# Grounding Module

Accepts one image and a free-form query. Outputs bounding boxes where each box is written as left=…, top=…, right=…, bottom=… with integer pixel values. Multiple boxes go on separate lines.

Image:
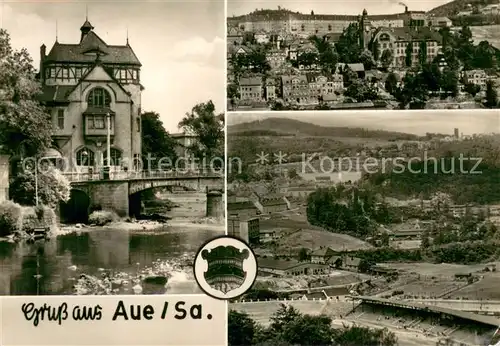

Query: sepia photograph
left=226, top=110, right=500, bottom=346
left=0, top=0, right=225, bottom=295
left=227, top=0, right=500, bottom=112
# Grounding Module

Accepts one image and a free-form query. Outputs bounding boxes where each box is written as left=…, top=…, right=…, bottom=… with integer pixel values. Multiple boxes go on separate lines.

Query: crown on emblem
left=201, top=245, right=250, bottom=286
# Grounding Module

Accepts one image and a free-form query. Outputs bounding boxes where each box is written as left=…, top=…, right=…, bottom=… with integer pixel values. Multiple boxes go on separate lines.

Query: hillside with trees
left=427, top=0, right=500, bottom=16
left=228, top=118, right=419, bottom=140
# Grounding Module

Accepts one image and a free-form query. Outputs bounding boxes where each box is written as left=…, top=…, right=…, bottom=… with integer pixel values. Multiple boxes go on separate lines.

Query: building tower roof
left=80, top=19, right=94, bottom=42
left=80, top=19, right=94, bottom=31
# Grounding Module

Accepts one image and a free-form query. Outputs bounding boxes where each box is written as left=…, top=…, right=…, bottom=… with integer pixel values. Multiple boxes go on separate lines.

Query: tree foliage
left=336, top=23, right=362, bottom=64
left=228, top=305, right=398, bottom=346
left=0, top=29, right=53, bottom=157
left=9, top=165, right=70, bottom=208
left=178, top=100, right=224, bottom=168
left=141, top=111, right=178, bottom=169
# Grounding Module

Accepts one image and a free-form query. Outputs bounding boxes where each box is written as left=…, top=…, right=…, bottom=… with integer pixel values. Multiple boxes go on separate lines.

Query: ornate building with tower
left=38, top=19, right=143, bottom=173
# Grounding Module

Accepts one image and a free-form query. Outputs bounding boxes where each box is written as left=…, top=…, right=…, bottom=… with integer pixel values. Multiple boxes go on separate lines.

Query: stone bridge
left=61, top=170, right=224, bottom=220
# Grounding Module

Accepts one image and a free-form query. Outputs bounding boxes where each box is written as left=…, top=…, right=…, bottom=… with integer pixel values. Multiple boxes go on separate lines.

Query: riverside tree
left=9, top=166, right=70, bottom=209
left=141, top=111, right=178, bottom=170
left=178, top=100, right=224, bottom=169
left=0, top=29, right=53, bottom=157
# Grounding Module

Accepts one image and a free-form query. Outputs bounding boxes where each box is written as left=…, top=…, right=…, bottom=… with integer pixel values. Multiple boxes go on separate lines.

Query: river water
left=0, top=225, right=223, bottom=295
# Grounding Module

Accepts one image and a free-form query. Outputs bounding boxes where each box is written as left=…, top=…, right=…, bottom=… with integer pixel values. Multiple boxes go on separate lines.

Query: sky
left=227, top=110, right=500, bottom=136
left=228, top=0, right=454, bottom=16
left=0, top=0, right=225, bottom=133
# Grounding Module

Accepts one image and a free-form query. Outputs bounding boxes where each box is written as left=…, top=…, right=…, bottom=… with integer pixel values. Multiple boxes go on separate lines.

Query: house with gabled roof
left=311, top=247, right=336, bottom=264
left=38, top=19, right=142, bottom=173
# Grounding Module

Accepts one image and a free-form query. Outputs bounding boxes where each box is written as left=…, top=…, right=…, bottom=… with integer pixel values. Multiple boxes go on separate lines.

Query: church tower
left=359, top=9, right=370, bottom=50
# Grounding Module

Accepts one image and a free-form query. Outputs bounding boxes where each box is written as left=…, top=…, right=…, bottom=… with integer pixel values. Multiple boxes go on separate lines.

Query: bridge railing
left=62, top=169, right=224, bottom=183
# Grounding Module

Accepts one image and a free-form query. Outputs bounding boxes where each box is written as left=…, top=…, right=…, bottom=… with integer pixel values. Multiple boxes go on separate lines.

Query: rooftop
left=45, top=22, right=141, bottom=66
left=356, top=296, right=500, bottom=327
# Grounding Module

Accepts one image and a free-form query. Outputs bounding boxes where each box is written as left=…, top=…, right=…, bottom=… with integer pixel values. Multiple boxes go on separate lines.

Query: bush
left=9, top=166, right=70, bottom=209
left=88, top=210, right=118, bottom=226
left=0, top=200, right=58, bottom=236
left=0, top=201, right=22, bottom=236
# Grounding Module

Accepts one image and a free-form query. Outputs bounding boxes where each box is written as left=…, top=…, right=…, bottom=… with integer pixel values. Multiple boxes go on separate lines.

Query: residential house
left=286, top=186, right=316, bottom=199
left=259, top=229, right=277, bottom=243
left=227, top=26, right=244, bottom=45
left=265, top=78, right=277, bottom=100
left=428, top=17, right=452, bottom=27
left=258, top=196, right=288, bottom=214
left=343, top=256, right=361, bottom=271
left=239, top=76, right=264, bottom=103
left=368, top=27, right=443, bottom=68
left=311, top=247, right=336, bottom=264
left=281, top=75, right=310, bottom=105
left=286, top=42, right=301, bottom=60
left=171, top=132, right=198, bottom=167
left=336, top=63, right=365, bottom=79
left=266, top=49, right=287, bottom=70
left=255, top=30, right=270, bottom=44
left=229, top=45, right=252, bottom=59
left=306, top=73, right=343, bottom=103
left=463, top=69, right=488, bottom=90
left=227, top=200, right=260, bottom=219
left=327, top=255, right=343, bottom=268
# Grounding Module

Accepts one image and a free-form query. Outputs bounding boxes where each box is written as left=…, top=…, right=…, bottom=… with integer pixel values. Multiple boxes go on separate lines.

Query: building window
left=103, top=148, right=122, bottom=166
left=136, top=117, right=141, bottom=132
left=61, top=68, right=69, bottom=79
left=57, top=109, right=64, bottom=130
left=132, top=70, right=138, bottom=80
left=120, top=70, right=126, bottom=80
left=50, top=68, right=55, bottom=78
left=75, top=68, right=82, bottom=78
left=76, top=147, right=95, bottom=166
left=87, top=87, right=111, bottom=108
left=87, top=115, right=106, bottom=129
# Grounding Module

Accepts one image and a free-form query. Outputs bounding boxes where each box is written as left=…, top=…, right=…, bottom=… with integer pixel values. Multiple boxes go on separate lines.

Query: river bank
left=0, top=218, right=222, bottom=295
left=57, top=216, right=224, bottom=235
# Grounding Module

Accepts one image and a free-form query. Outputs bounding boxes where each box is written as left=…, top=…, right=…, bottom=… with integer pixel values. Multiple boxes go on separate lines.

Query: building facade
left=39, top=20, right=142, bottom=173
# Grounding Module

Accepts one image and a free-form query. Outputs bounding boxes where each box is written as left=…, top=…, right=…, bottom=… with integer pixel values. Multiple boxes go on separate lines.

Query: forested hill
left=428, top=0, right=499, bottom=16
left=228, top=118, right=419, bottom=140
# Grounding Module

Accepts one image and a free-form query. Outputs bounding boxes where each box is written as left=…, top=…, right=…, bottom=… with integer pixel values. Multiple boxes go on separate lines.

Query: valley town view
left=227, top=113, right=500, bottom=346
left=227, top=0, right=500, bottom=111
left=0, top=19, right=225, bottom=296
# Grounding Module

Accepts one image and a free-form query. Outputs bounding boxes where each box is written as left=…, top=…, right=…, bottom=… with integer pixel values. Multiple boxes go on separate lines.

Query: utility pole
left=34, top=156, right=39, bottom=206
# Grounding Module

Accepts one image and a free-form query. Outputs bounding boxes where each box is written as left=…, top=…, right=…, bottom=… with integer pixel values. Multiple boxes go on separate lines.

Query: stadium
left=231, top=295, right=500, bottom=346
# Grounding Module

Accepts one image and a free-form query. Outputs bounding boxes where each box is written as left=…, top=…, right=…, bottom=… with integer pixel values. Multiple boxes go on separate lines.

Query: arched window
left=103, top=148, right=122, bottom=166
left=87, top=87, right=111, bottom=108
left=76, top=147, right=95, bottom=166
left=379, top=33, right=391, bottom=42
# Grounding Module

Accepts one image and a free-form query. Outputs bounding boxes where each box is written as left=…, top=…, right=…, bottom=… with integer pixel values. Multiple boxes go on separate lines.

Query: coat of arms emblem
left=201, top=245, right=250, bottom=294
